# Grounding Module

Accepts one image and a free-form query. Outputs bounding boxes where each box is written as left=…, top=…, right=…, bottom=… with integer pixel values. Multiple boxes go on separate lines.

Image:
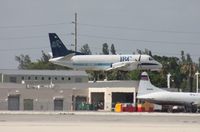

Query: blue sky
left=0, top=0, right=200, bottom=68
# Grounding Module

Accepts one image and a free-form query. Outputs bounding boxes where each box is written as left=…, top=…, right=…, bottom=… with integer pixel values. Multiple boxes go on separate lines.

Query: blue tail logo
left=49, top=33, right=84, bottom=58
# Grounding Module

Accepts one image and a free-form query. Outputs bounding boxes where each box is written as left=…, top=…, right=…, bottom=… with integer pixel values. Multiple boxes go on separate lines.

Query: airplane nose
left=154, top=62, right=162, bottom=71
left=150, top=61, right=162, bottom=71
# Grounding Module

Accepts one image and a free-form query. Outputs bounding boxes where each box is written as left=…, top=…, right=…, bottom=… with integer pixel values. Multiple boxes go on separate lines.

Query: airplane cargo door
left=54, top=99, right=63, bottom=111
left=8, top=95, right=20, bottom=110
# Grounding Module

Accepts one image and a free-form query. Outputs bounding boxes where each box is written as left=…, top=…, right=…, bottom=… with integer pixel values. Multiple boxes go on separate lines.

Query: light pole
left=195, top=71, right=199, bottom=93
left=72, top=13, right=77, bottom=52
left=167, top=73, right=171, bottom=89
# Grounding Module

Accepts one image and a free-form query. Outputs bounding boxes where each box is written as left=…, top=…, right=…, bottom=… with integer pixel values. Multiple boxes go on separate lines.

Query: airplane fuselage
left=50, top=54, right=162, bottom=71
left=137, top=72, right=200, bottom=111
left=138, top=91, right=200, bottom=106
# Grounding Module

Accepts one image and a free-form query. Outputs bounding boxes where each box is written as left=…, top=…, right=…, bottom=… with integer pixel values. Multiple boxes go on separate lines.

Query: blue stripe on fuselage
left=73, top=63, right=111, bottom=67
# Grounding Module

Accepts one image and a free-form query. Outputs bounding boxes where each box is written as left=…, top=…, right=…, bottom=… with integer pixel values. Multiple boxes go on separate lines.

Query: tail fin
left=137, top=72, right=166, bottom=97
left=49, top=33, right=84, bottom=58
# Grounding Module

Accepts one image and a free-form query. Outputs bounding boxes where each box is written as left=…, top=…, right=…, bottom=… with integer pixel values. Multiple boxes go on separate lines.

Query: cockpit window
left=149, top=57, right=153, bottom=61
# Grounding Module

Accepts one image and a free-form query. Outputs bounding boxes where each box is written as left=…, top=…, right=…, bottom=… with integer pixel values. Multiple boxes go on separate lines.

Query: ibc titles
left=120, top=56, right=132, bottom=62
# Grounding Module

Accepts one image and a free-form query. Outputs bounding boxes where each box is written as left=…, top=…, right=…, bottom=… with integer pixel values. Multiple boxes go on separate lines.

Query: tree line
left=15, top=43, right=200, bottom=92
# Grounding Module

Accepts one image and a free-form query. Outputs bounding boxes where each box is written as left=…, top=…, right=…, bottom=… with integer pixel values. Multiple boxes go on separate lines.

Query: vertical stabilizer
left=137, top=72, right=166, bottom=97
left=49, top=33, right=69, bottom=58
left=49, top=33, right=84, bottom=58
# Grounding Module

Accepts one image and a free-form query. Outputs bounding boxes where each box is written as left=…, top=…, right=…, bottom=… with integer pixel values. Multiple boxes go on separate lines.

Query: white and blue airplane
left=48, top=33, right=162, bottom=71
left=137, top=72, right=200, bottom=112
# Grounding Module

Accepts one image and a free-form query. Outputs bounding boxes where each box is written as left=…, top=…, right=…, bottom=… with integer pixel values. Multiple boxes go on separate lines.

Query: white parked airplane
left=48, top=33, right=162, bottom=71
left=137, top=72, right=200, bottom=112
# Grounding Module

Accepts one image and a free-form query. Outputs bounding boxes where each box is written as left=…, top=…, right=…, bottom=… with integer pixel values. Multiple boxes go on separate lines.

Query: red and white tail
left=137, top=72, right=166, bottom=97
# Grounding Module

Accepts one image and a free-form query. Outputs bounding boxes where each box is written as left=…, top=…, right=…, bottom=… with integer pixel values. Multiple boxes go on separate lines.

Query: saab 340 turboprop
left=49, top=33, right=162, bottom=71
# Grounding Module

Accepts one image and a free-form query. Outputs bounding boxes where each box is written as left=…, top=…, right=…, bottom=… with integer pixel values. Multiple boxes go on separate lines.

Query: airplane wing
left=106, top=61, right=138, bottom=71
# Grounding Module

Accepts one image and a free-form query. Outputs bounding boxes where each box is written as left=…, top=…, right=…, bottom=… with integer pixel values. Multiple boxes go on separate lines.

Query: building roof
left=88, top=81, right=139, bottom=88
left=57, top=80, right=139, bottom=89
left=0, top=80, right=139, bottom=89
left=0, top=69, right=88, bottom=76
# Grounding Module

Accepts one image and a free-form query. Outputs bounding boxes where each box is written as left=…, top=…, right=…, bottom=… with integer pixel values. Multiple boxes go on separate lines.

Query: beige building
left=0, top=70, right=138, bottom=111
left=0, top=81, right=138, bottom=111
left=88, top=81, right=138, bottom=111
left=0, top=83, right=88, bottom=111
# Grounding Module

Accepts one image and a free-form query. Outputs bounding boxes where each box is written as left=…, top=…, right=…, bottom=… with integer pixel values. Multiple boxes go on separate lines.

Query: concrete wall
left=0, top=85, right=88, bottom=111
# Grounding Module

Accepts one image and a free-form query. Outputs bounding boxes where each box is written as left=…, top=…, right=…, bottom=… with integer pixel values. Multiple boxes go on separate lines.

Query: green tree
left=137, top=49, right=142, bottom=54
left=144, top=49, right=152, bottom=56
left=15, top=54, right=31, bottom=69
left=110, top=44, right=116, bottom=55
left=198, top=57, right=200, bottom=70
left=180, top=53, right=197, bottom=92
left=15, top=51, right=68, bottom=70
left=181, top=50, right=186, bottom=63
left=102, top=43, right=109, bottom=55
left=129, top=70, right=140, bottom=80
left=39, top=50, right=51, bottom=63
left=147, top=55, right=181, bottom=88
left=80, top=44, right=92, bottom=55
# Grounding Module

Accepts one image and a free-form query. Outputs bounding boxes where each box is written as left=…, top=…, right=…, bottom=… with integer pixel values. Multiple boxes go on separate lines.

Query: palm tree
left=180, top=54, right=197, bottom=92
